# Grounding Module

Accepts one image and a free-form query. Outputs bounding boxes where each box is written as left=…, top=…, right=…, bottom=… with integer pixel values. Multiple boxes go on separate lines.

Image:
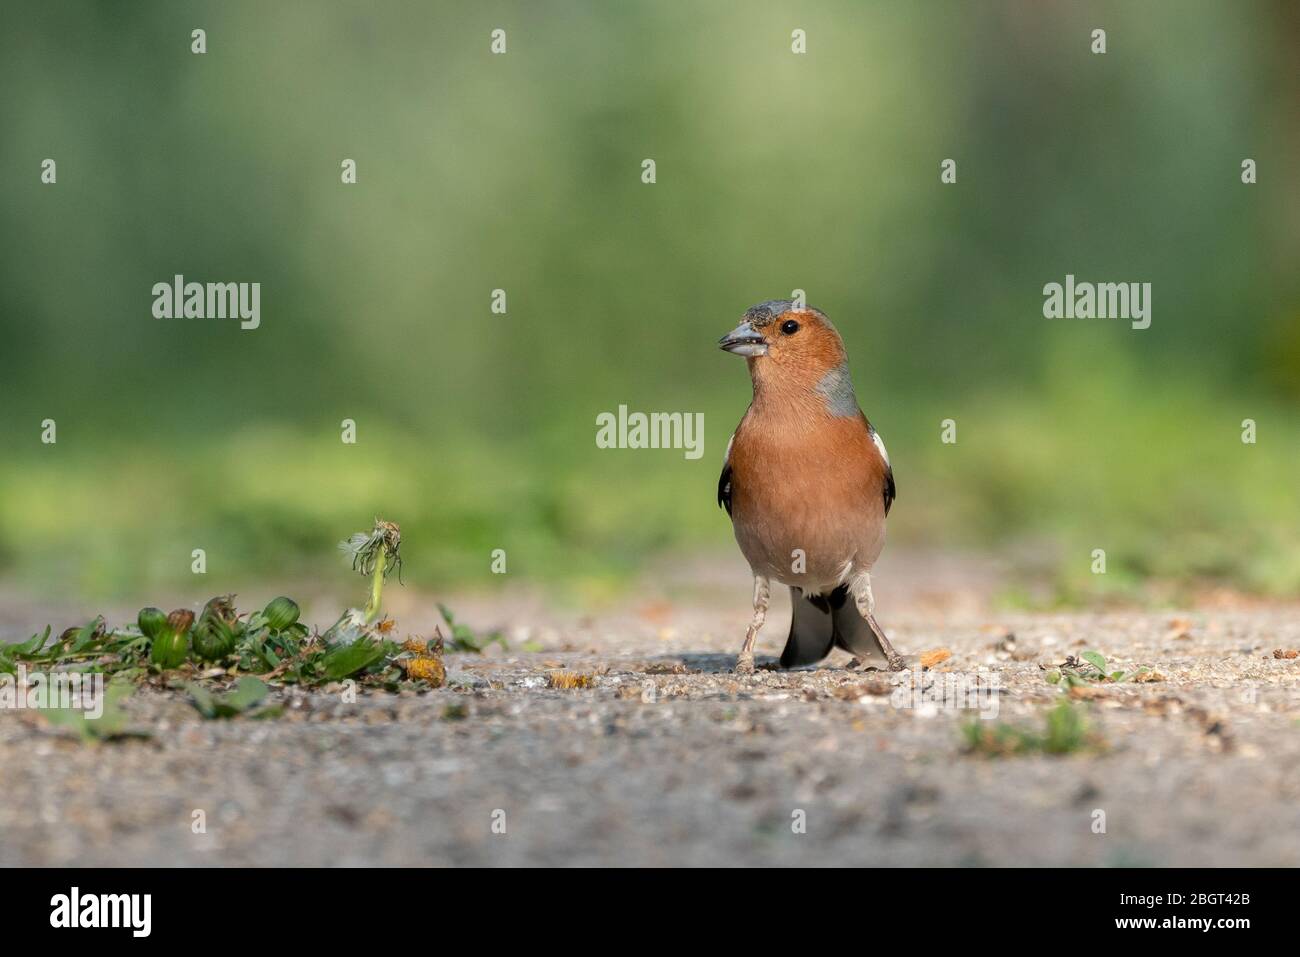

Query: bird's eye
left=781, top=319, right=800, bottom=335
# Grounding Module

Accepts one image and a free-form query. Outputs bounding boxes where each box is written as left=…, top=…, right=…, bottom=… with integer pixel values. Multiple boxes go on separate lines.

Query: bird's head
left=719, top=300, right=854, bottom=407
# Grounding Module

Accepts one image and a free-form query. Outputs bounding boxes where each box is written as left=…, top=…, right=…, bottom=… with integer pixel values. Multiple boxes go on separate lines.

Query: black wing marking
left=718, top=434, right=734, bottom=515
left=867, top=420, right=895, bottom=516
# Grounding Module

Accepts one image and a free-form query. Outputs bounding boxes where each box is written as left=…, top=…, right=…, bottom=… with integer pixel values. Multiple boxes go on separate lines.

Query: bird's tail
left=780, top=587, right=836, bottom=667
left=780, top=585, right=891, bottom=669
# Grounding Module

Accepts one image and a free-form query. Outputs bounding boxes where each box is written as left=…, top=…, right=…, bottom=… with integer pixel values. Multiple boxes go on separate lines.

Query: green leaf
left=27, top=625, right=54, bottom=654
left=187, top=683, right=218, bottom=719
left=42, top=678, right=138, bottom=742
left=186, top=677, right=271, bottom=719
left=2, top=625, right=53, bottom=664
left=1042, top=700, right=1087, bottom=754
left=225, top=676, right=269, bottom=711
left=68, top=617, right=104, bottom=653
left=320, top=636, right=387, bottom=681
left=437, top=603, right=507, bottom=653
left=1081, top=651, right=1107, bottom=675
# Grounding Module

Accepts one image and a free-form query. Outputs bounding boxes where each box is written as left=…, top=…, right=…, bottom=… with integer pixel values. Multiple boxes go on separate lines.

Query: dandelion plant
left=339, top=519, right=402, bottom=624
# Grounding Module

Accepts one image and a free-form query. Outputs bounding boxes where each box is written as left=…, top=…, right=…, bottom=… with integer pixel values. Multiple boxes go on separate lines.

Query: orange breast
left=728, top=410, right=889, bottom=585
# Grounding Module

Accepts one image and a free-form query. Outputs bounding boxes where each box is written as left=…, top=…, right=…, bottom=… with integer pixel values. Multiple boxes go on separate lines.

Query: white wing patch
left=870, top=428, right=890, bottom=466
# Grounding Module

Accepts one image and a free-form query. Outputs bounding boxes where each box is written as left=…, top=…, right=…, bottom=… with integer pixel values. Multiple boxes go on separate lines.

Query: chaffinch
left=718, top=300, right=902, bottom=674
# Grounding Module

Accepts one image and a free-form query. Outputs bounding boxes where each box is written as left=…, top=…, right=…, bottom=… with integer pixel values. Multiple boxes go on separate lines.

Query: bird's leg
left=735, top=575, right=770, bottom=675
left=851, top=572, right=905, bottom=671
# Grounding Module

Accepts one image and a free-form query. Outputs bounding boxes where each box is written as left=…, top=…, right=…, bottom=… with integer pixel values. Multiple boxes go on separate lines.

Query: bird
left=717, top=299, right=902, bottom=674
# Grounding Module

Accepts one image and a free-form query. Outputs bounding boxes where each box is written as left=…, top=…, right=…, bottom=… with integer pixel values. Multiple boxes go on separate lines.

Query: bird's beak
left=718, top=321, right=768, bottom=357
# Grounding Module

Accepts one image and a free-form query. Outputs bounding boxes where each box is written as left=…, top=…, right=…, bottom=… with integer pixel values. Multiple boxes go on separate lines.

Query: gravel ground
left=3, top=557, right=1299, bottom=867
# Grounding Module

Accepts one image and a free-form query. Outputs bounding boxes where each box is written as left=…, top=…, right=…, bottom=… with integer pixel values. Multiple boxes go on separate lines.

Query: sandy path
left=2, top=556, right=1298, bottom=866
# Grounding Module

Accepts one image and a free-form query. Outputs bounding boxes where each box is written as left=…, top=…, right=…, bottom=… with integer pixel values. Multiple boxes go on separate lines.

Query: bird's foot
left=734, top=651, right=756, bottom=675
left=846, top=653, right=909, bottom=672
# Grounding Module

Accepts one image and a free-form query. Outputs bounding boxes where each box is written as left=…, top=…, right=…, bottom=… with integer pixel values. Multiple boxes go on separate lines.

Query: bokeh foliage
left=1, top=1, right=1296, bottom=602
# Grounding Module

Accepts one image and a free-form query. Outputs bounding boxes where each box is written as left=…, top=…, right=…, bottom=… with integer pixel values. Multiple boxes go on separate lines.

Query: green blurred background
left=1, top=1, right=1296, bottom=607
